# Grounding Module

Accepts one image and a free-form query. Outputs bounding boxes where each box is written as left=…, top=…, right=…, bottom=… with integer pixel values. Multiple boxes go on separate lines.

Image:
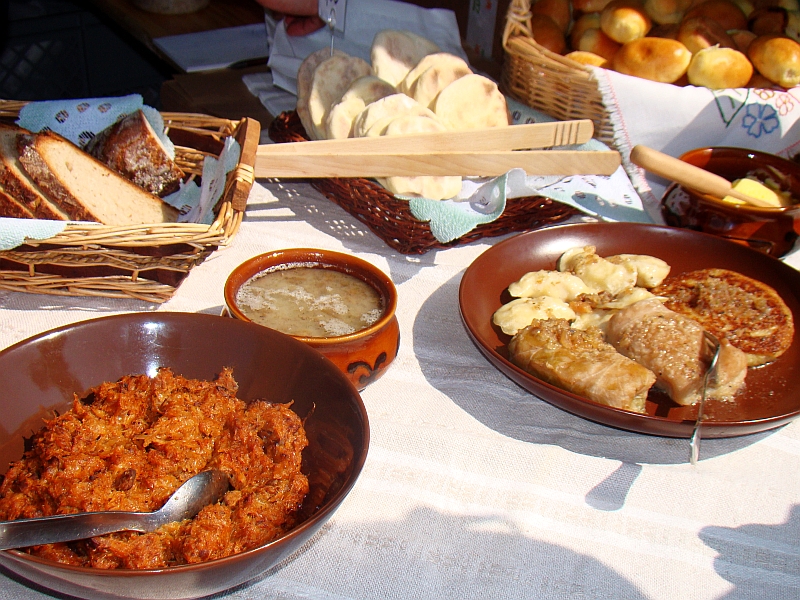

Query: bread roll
left=570, top=12, right=602, bottom=49
left=677, top=16, right=737, bottom=53
left=687, top=46, right=754, bottom=87
left=600, top=0, right=653, bottom=44
left=747, top=70, right=782, bottom=88
left=573, top=0, right=613, bottom=11
left=612, top=37, right=692, bottom=82
left=566, top=50, right=612, bottom=67
left=530, top=14, right=568, bottom=54
left=748, top=7, right=789, bottom=36
left=576, top=28, right=622, bottom=61
left=730, top=29, right=758, bottom=54
left=643, top=0, right=691, bottom=24
left=748, top=33, right=800, bottom=87
left=684, top=0, right=747, bottom=31
left=432, top=74, right=510, bottom=130
left=531, top=0, right=573, bottom=33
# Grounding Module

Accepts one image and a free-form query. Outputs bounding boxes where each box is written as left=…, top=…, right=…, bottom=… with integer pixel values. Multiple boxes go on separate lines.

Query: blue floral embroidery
left=742, top=103, right=780, bottom=138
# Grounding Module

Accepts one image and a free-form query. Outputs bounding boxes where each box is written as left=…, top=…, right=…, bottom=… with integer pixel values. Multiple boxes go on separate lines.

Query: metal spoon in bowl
left=0, top=469, right=229, bottom=551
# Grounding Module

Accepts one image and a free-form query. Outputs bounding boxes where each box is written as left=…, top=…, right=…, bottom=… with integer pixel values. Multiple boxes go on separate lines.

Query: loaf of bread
left=85, top=109, right=184, bottom=197
left=16, top=129, right=179, bottom=225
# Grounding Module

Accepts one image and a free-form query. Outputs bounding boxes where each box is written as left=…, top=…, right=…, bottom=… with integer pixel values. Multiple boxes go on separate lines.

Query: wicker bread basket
left=502, top=0, right=618, bottom=151
left=268, top=110, right=579, bottom=254
left=0, top=101, right=259, bottom=303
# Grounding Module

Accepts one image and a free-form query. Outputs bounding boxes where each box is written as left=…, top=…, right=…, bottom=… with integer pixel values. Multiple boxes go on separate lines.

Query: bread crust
left=85, top=110, right=184, bottom=197
left=0, top=186, right=35, bottom=218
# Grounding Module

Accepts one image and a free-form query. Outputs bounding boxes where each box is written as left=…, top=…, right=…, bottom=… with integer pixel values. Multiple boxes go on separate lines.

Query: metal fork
left=690, top=331, right=722, bottom=465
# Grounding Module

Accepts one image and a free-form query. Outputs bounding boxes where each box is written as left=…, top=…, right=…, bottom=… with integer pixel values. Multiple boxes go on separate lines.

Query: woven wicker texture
left=502, top=0, right=617, bottom=150
left=268, top=110, right=579, bottom=255
left=0, top=100, right=260, bottom=302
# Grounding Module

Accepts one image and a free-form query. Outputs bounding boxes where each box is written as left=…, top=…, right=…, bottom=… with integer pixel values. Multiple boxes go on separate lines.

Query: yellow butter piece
left=722, top=177, right=789, bottom=207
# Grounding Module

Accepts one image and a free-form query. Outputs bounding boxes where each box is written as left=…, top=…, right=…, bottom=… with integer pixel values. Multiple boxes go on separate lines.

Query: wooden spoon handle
left=630, top=145, right=775, bottom=208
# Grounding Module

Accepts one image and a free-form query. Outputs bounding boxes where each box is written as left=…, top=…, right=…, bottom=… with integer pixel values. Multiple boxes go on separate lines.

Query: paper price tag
left=318, top=0, right=347, bottom=33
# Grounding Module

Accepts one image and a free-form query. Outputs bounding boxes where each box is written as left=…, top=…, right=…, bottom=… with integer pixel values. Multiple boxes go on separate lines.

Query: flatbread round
left=371, top=29, right=441, bottom=87
left=400, top=52, right=472, bottom=108
left=296, top=48, right=346, bottom=140
left=307, top=54, right=373, bottom=141
left=353, top=93, right=432, bottom=138
left=377, top=114, right=462, bottom=201
left=325, top=76, right=396, bottom=139
left=433, top=74, right=510, bottom=130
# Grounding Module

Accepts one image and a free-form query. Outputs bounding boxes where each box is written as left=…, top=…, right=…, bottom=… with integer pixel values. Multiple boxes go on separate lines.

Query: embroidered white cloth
left=0, top=181, right=799, bottom=600
left=593, top=68, right=800, bottom=222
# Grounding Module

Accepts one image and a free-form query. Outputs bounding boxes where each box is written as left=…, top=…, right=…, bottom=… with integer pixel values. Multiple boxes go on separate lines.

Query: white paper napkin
left=153, top=23, right=270, bottom=73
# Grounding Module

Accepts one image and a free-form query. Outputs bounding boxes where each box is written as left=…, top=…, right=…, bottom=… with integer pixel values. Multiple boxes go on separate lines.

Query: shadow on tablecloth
left=699, top=504, right=800, bottom=599
left=214, top=507, right=652, bottom=600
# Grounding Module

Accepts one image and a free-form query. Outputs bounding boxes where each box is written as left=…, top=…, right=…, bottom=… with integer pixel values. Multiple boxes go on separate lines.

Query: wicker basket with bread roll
left=270, top=28, right=579, bottom=254
left=502, top=0, right=800, bottom=151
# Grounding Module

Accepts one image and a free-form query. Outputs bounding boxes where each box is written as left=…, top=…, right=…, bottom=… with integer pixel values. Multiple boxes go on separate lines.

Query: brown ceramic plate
left=459, top=222, right=800, bottom=438
left=0, top=312, right=369, bottom=599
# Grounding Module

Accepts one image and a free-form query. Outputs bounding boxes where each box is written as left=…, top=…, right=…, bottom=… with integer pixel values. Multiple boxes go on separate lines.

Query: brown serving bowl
left=224, top=249, right=399, bottom=391
left=0, top=312, right=369, bottom=599
left=661, top=146, right=800, bottom=257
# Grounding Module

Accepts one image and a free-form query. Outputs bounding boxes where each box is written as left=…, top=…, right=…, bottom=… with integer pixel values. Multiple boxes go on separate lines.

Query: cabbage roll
left=508, top=319, right=656, bottom=413
left=606, top=298, right=747, bottom=405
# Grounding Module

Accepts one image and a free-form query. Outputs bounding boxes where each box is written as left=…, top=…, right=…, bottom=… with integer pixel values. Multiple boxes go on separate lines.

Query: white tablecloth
left=1, top=181, right=799, bottom=600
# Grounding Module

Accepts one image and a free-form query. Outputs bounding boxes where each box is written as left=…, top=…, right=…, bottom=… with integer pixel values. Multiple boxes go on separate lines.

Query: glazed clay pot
left=225, top=249, right=399, bottom=390
left=661, top=146, right=800, bottom=257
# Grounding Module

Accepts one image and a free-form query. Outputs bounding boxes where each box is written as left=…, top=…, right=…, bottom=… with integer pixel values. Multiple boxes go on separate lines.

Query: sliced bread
left=85, top=109, right=184, bottom=197
left=17, top=130, right=179, bottom=225
left=0, top=124, right=70, bottom=221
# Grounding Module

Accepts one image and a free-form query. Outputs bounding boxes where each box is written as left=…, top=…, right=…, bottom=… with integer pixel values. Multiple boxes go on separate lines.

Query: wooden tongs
left=254, top=120, right=621, bottom=178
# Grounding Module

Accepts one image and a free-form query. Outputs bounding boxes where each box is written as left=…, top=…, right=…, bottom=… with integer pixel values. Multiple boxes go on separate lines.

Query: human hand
left=256, top=0, right=326, bottom=35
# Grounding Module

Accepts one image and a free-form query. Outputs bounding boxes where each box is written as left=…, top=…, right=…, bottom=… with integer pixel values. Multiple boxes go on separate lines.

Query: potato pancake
left=653, top=268, right=794, bottom=366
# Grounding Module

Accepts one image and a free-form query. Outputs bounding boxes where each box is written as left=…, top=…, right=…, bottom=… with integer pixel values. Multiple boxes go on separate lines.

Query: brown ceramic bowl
left=459, top=222, right=800, bottom=438
left=224, top=249, right=399, bottom=390
left=0, top=312, right=369, bottom=599
left=661, top=146, right=800, bottom=257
